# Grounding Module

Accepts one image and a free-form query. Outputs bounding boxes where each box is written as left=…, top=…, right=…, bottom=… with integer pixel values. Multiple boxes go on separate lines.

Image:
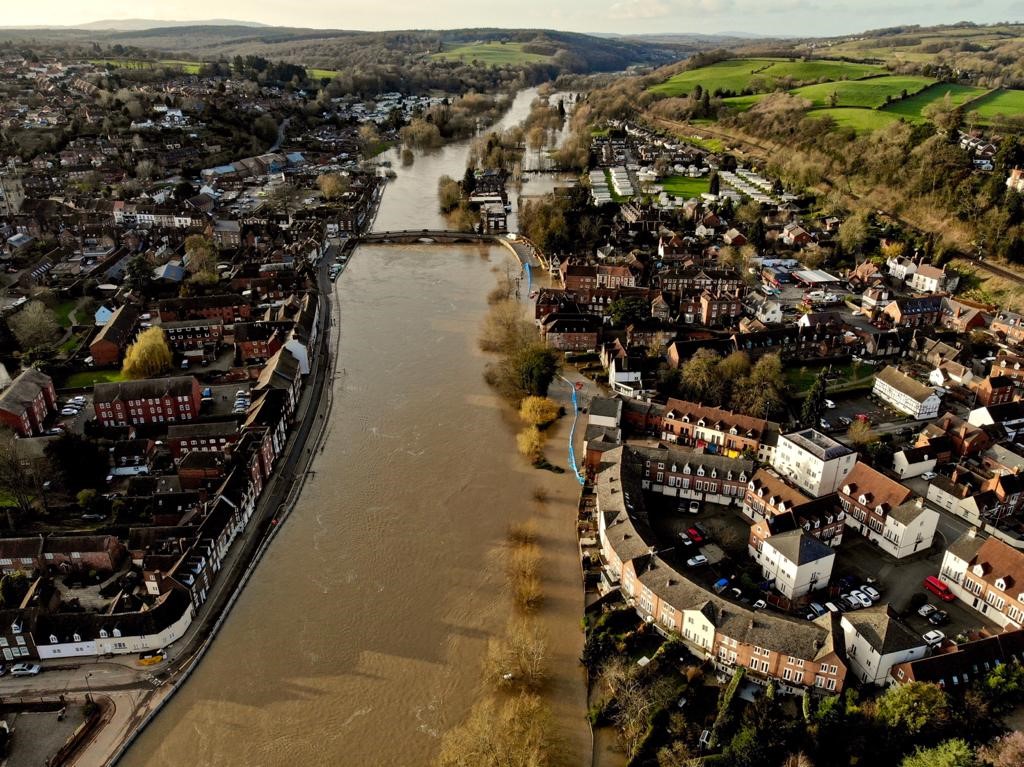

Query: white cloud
left=608, top=0, right=674, bottom=20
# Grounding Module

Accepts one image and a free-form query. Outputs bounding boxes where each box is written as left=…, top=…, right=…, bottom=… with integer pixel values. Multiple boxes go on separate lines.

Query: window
left=986, top=592, right=1006, bottom=611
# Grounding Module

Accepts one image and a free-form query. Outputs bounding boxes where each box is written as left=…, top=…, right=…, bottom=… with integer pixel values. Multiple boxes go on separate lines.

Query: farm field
left=649, top=57, right=884, bottom=97
left=91, top=58, right=203, bottom=74
left=432, top=41, right=553, bottom=65
left=307, top=68, right=340, bottom=80
left=721, top=94, right=765, bottom=112
left=880, top=83, right=990, bottom=120
left=965, top=89, right=1024, bottom=123
left=808, top=108, right=905, bottom=133
left=790, top=75, right=934, bottom=108
left=658, top=175, right=710, bottom=198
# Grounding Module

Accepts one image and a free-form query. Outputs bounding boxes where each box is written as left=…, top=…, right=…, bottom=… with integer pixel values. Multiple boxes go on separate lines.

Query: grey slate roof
left=843, top=605, right=924, bottom=655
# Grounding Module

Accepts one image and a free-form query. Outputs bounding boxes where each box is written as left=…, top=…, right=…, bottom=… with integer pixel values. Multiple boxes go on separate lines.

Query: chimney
left=967, top=526, right=977, bottom=539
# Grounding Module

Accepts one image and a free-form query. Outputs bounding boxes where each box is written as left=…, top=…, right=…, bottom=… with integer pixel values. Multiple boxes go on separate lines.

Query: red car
left=687, top=527, right=704, bottom=544
left=854, top=413, right=871, bottom=424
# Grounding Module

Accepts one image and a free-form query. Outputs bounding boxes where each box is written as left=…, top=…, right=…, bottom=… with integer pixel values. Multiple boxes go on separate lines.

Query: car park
left=10, top=663, right=41, bottom=676
left=686, top=554, right=708, bottom=568
left=928, top=610, right=950, bottom=626
left=922, top=630, right=945, bottom=647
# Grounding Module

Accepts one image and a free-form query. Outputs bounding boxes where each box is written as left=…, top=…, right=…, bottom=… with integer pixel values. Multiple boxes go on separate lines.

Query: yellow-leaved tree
left=122, top=327, right=172, bottom=380
left=519, top=396, right=560, bottom=428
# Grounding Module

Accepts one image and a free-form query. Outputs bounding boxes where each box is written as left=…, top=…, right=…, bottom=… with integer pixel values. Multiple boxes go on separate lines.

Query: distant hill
left=72, top=19, right=269, bottom=31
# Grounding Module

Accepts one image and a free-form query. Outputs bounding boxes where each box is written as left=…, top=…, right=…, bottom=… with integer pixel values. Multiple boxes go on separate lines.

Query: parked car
left=838, top=416, right=852, bottom=427
left=837, top=575, right=859, bottom=591
left=923, top=575, right=956, bottom=602
left=686, top=554, right=708, bottom=568
left=841, top=594, right=861, bottom=611
left=808, top=602, right=827, bottom=617
left=60, top=407, right=78, bottom=416
left=922, top=630, right=945, bottom=647
left=861, top=585, right=881, bottom=602
left=753, top=599, right=767, bottom=609
left=928, top=610, right=950, bottom=626
left=824, top=399, right=836, bottom=409
left=687, top=527, right=704, bottom=545
left=918, top=603, right=937, bottom=618
left=678, top=532, right=693, bottom=547
left=921, top=471, right=937, bottom=481
left=824, top=601, right=842, bottom=614
left=819, top=418, right=831, bottom=430
left=850, top=590, right=873, bottom=608
left=10, top=663, right=41, bottom=676
left=687, top=500, right=700, bottom=515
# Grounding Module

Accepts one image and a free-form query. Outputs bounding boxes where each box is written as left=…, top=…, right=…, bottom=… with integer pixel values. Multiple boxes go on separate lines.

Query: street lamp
left=84, top=672, right=92, bottom=704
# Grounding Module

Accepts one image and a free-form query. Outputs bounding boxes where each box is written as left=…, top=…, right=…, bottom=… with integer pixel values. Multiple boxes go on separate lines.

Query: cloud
left=608, top=0, right=674, bottom=19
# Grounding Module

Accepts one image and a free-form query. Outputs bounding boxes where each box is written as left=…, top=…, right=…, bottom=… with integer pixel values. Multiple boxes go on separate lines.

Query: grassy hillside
left=966, top=89, right=1024, bottom=124
left=880, top=83, right=990, bottom=120
left=808, top=108, right=905, bottom=133
left=650, top=57, right=884, bottom=97
left=433, top=41, right=554, bottom=65
left=790, top=75, right=934, bottom=108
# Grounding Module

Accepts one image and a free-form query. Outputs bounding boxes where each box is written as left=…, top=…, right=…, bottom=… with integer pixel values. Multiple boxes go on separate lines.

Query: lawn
left=649, top=57, right=884, bottom=97
left=791, top=75, right=935, bottom=108
left=432, top=42, right=553, bottom=66
left=880, top=83, right=990, bottom=120
left=808, top=108, right=906, bottom=133
left=54, top=298, right=79, bottom=328
left=659, top=175, right=710, bottom=199
left=964, top=89, right=1024, bottom=123
left=62, top=369, right=125, bottom=388
left=787, top=361, right=874, bottom=394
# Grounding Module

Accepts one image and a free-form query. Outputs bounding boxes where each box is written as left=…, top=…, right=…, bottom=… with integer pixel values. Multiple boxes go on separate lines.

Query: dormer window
left=711, top=469, right=718, bottom=478
left=697, top=418, right=705, bottom=428
left=11, top=621, right=20, bottom=634
left=50, top=634, right=58, bottom=644
left=671, top=464, right=678, bottom=473
left=730, top=426, right=738, bottom=435
left=748, top=480, right=756, bottom=490
left=739, top=473, right=747, bottom=482
left=843, top=484, right=853, bottom=495
left=73, top=633, right=81, bottom=642
left=858, top=494, right=869, bottom=505
left=99, top=628, right=108, bottom=639
left=681, top=414, right=690, bottom=423
left=996, top=577, right=1010, bottom=592
left=697, top=466, right=705, bottom=477
left=972, top=564, right=987, bottom=577
left=113, top=628, right=122, bottom=638
left=683, top=464, right=691, bottom=474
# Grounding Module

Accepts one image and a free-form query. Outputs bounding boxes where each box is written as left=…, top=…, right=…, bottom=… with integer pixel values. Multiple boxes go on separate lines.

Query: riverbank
left=65, top=257, right=339, bottom=767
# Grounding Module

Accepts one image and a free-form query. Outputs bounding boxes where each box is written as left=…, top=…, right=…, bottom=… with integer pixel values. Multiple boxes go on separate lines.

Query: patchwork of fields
left=649, top=56, right=1024, bottom=133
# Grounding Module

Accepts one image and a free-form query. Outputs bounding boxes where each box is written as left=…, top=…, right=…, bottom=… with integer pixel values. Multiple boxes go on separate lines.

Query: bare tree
left=9, top=302, right=58, bottom=351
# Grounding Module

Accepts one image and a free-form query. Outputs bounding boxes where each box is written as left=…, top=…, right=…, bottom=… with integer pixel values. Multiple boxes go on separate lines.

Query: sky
left=4, top=0, right=1024, bottom=37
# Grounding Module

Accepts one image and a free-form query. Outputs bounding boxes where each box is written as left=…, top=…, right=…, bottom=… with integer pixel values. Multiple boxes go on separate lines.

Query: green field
left=659, top=175, right=710, bottom=198
left=964, top=89, right=1024, bottom=122
left=307, top=68, right=340, bottom=80
left=880, top=83, right=990, bottom=120
left=649, top=58, right=884, bottom=97
left=721, top=94, right=766, bottom=112
left=432, top=42, right=554, bottom=66
left=791, top=75, right=934, bottom=108
left=808, top=108, right=906, bottom=133
left=91, top=58, right=203, bottom=74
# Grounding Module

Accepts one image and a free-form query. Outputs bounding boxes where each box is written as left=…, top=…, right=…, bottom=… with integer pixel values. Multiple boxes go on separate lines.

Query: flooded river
left=122, top=88, right=589, bottom=766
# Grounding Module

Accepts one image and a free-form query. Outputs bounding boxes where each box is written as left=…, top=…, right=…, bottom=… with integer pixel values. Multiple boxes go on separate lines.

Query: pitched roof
left=963, top=536, right=1024, bottom=595
left=843, top=604, right=924, bottom=655
left=94, top=376, right=196, bottom=405
left=840, top=462, right=913, bottom=513
left=0, top=368, right=52, bottom=412
left=91, top=304, right=140, bottom=349
left=765, top=529, right=834, bottom=565
left=876, top=366, right=938, bottom=404
left=893, top=629, right=1024, bottom=685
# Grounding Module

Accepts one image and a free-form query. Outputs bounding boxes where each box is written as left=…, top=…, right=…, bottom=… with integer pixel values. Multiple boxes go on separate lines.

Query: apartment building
left=771, top=429, right=856, bottom=496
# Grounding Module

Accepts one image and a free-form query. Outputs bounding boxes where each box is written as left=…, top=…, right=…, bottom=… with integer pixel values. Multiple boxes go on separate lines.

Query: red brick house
left=559, top=261, right=597, bottom=291
left=976, top=375, right=1015, bottom=407
left=541, top=313, right=601, bottom=351
left=0, top=368, right=57, bottom=436
left=94, top=376, right=202, bottom=427
left=161, top=319, right=224, bottom=352
left=166, top=421, right=241, bottom=459
left=233, top=321, right=292, bottom=365
left=700, top=289, right=743, bottom=327
left=89, top=304, right=140, bottom=366
left=991, top=309, right=1024, bottom=347
left=157, top=294, right=251, bottom=323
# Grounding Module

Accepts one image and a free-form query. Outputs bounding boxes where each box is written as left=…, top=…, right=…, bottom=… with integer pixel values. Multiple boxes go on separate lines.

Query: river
left=122, top=87, right=590, bottom=766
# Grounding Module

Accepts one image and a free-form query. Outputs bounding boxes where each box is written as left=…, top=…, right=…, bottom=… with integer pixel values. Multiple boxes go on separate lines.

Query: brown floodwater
left=121, top=87, right=589, bottom=767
